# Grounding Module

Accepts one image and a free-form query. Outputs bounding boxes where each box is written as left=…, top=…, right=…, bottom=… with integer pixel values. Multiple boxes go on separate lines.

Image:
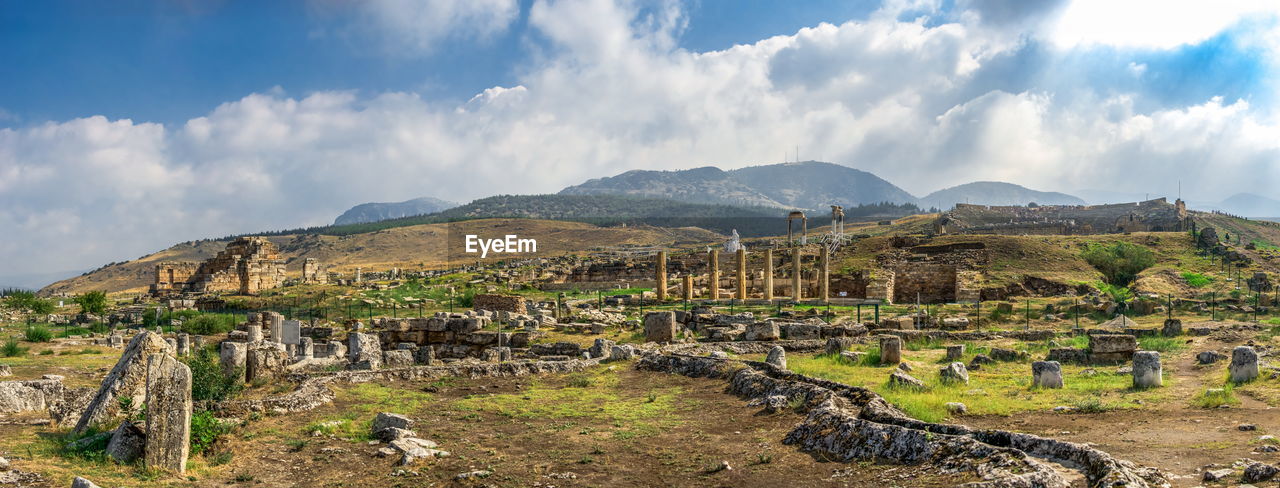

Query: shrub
left=73, top=291, right=109, bottom=315
left=1138, top=336, right=1184, bottom=353
left=189, top=409, right=232, bottom=455
left=183, top=346, right=243, bottom=403
left=1072, top=397, right=1113, bottom=413
left=24, top=325, right=53, bottom=343
left=1082, top=242, right=1155, bottom=287
left=2, top=339, right=25, bottom=357
left=180, top=314, right=236, bottom=336
left=3, top=290, right=54, bottom=315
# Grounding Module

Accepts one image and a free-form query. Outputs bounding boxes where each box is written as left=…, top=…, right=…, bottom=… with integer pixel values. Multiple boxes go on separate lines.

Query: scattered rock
left=939, top=362, right=969, bottom=385
left=455, top=470, right=492, bottom=481
left=71, top=477, right=102, bottom=488
left=1203, top=468, right=1233, bottom=482
left=1240, top=424, right=1259, bottom=431
left=1244, top=462, right=1279, bottom=483
left=945, top=402, right=967, bottom=415
left=888, top=370, right=926, bottom=390
left=765, top=346, right=787, bottom=370
left=1198, top=351, right=1226, bottom=364
left=372, top=413, right=414, bottom=440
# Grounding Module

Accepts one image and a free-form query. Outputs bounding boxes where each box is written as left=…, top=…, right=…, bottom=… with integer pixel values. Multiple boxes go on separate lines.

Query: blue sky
left=1, top=0, right=1279, bottom=287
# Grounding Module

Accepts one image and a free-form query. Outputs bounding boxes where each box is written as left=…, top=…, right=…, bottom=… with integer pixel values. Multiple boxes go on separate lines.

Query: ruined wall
left=161, top=237, right=287, bottom=296
left=151, top=262, right=199, bottom=295
left=301, top=258, right=327, bottom=284
left=891, top=264, right=957, bottom=304
left=935, top=198, right=1188, bottom=235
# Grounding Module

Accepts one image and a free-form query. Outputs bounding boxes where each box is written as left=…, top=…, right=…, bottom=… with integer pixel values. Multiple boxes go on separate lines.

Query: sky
left=2, top=0, right=1280, bottom=287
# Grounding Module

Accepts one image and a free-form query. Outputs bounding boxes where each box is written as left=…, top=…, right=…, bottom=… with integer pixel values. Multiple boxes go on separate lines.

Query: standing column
left=709, top=250, right=720, bottom=300
left=820, top=245, right=830, bottom=303
left=736, top=249, right=747, bottom=300
left=655, top=251, right=668, bottom=301
left=682, top=275, right=693, bottom=301
left=764, top=249, right=774, bottom=301
left=792, top=246, right=803, bottom=301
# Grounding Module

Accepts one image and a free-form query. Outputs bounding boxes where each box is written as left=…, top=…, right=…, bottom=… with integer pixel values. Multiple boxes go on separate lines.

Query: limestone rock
left=608, top=344, right=637, bottom=361
left=765, top=346, right=787, bottom=370
left=143, top=353, right=191, bottom=474
left=105, top=420, right=145, bottom=464
left=1161, top=319, right=1182, bottom=337
left=939, top=362, right=969, bottom=385
left=839, top=351, right=866, bottom=363
left=74, top=331, right=169, bottom=433
left=1232, top=346, right=1260, bottom=383
left=743, top=322, right=780, bottom=341
left=219, top=342, right=247, bottom=384
left=1202, top=468, right=1233, bottom=482
left=879, top=336, right=902, bottom=365
left=588, top=339, right=616, bottom=359
left=643, top=312, right=677, bottom=343
left=0, top=377, right=65, bottom=414
left=1032, top=361, right=1064, bottom=389
left=382, top=350, right=413, bottom=368
left=989, top=348, right=1026, bottom=362
left=71, top=477, right=103, bottom=488
left=1197, top=350, right=1226, bottom=364
left=945, top=402, right=967, bottom=415
left=246, top=343, right=288, bottom=383
left=348, top=333, right=382, bottom=370
left=888, top=370, right=926, bottom=390
left=373, top=412, right=414, bottom=439
left=825, top=337, right=854, bottom=355
left=945, top=345, right=965, bottom=361
left=709, top=351, right=729, bottom=359
left=1131, top=351, right=1162, bottom=388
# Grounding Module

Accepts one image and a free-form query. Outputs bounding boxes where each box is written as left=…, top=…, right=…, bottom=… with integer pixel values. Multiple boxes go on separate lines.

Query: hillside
left=334, top=197, right=458, bottom=225
left=919, top=181, right=1085, bottom=211
left=41, top=219, right=726, bottom=295
left=559, top=161, right=916, bottom=210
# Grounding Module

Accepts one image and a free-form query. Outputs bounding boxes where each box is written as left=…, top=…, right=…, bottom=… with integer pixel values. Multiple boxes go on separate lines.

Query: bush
left=73, top=291, right=109, bottom=315
left=2, top=338, right=25, bottom=357
left=1181, top=272, right=1213, bottom=288
left=3, top=291, right=55, bottom=315
left=24, top=325, right=53, bottom=343
left=1082, top=242, right=1155, bottom=287
left=180, top=314, right=236, bottom=336
left=183, top=346, right=243, bottom=403
left=189, top=409, right=232, bottom=455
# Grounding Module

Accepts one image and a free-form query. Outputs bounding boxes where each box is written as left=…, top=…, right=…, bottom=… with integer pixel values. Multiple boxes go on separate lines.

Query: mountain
left=920, top=182, right=1086, bottom=211
left=1218, top=193, right=1280, bottom=218
left=334, top=197, right=459, bottom=225
left=558, top=166, right=786, bottom=208
left=559, top=161, right=916, bottom=210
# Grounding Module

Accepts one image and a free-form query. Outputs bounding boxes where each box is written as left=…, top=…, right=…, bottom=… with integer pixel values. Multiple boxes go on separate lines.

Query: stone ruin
left=151, top=236, right=286, bottom=296
left=301, top=257, right=327, bottom=284
left=933, top=198, right=1189, bottom=235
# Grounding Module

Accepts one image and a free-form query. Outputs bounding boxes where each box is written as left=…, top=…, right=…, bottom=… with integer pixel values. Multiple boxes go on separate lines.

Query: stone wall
left=155, top=237, right=287, bottom=296
left=151, top=262, right=199, bottom=295
left=935, top=198, right=1188, bottom=236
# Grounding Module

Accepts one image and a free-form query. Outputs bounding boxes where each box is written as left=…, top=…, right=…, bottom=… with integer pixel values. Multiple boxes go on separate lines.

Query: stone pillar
left=1231, top=346, right=1259, bottom=383
left=219, top=342, right=247, bottom=383
left=879, top=335, right=902, bottom=365
left=1132, top=351, right=1162, bottom=388
left=655, top=251, right=668, bottom=301
left=1032, top=361, right=1063, bottom=388
left=682, top=275, right=693, bottom=301
left=267, top=313, right=284, bottom=343
left=176, top=333, right=189, bottom=356
left=143, top=353, right=191, bottom=474
left=246, top=324, right=263, bottom=343
left=299, top=337, right=314, bottom=359
left=643, top=311, right=677, bottom=343
left=708, top=250, right=720, bottom=300
left=763, top=249, right=774, bottom=301
left=819, top=246, right=830, bottom=303
left=945, top=344, right=965, bottom=361
left=735, top=249, right=747, bottom=300
left=792, top=247, right=802, bottom=301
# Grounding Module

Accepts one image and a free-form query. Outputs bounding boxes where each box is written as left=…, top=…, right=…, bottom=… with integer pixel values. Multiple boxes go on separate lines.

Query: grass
left=24, top=324, right=53, bottom=342
left=1181, top=272, right=1214, bottom=288
left=312, top=383, right=435, bottom=441
left=1137, top=336, right=1186, bottom=353
left=787, top=347, right=1170, bottom=422
left=2, top=338, right=26, bottom=357
left=1192, top=384, right=1239, bottom=408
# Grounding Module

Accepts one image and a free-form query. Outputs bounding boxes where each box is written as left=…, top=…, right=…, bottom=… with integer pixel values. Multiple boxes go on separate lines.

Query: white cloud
left=1048, top=0, right=1280, bottom=49
left=3, top=0, right=1280, bottom=283
left=333, top=0, right=520, bottom=52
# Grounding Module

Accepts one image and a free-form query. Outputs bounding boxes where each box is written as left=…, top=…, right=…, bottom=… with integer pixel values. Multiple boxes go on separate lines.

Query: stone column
left=1132, top=351, right=1162, bottom=388
left=246, top=324, right=263, bottom=343
left=819, top=245, right=830, bottom=303
left=655, top=251, right=668, bottom=301
left=735, top=249, right=747, bottom=300
left=708, top=249, right=720, bottom=300
left=682, top=275, right=693, bottom=301
left=144, top=353, right=191, bottom=474
left=792, top=247, right=802, bottom=301
left=764, top=249, right=774, bottom=301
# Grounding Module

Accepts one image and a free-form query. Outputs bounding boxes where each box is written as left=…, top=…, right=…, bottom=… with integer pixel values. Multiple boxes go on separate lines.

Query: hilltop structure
left=933, top=198, right=1189, bottom=235
left=151, top=237, right=286, bottom=296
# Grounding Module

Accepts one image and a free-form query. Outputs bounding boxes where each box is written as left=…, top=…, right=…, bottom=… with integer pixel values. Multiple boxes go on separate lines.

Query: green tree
left=74, top=291, right=109, bottom=315
left=1082, top=242, right=1156, bottom=287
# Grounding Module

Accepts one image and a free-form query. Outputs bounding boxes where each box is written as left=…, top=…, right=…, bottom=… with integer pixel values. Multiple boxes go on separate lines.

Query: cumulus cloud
left=3, top=0, right=1280, bottom=283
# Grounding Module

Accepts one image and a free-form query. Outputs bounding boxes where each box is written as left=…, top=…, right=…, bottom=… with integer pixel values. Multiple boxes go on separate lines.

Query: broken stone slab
left=1232, top=346, right=1260, bottom=383
left=945, top=344, right=965, bottom=361
left=1131, top=351, right=1162, bottom=388
left=348, top=333, right=382, bottom=370
left=743, top=322, right=780, bottom=341
left=1032, top=361, right=1064, bottom=389
left=1202, top=468, right=1233, bottom=482
left=939, top=362, right=969, bottom=385
left=643, top=311, right=677, bottom=343
left=0, top=377, right=65, bottom=414
left=71, top=477, right=103, bottom=488
left=1244, top=462, right=1279, bottom=483
left=824, top=337, right=854, bottom=355
left=887, top=370, right=926, bottom=390
left=945, top=402, right=967, bottom=415
left=588, top=338, right=615, bottom=359
left=105, top=420, right=145, bottom=464
left=382, top=350, right=413, bottom=369
left=143, top=353, right=191, bottom=474
left=1196, top=350, right=1225, bottom=364
left=840, top=351, right=866, bottom=363
left=74, top=331, right=169, bottom=434
left=372, top=412, right=414, bottom=439
left=245, top=343, right=288, bottom=383
left=765, top=346, right=786, bottom=370
left=1161, top=319, right=1182, bottom=337
left=608, top=344, right=636, bottom=361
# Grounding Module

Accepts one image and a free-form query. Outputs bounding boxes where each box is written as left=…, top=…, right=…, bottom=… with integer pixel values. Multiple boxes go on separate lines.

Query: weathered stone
left=888, top=370, right=926, bottom=390
left=939, top=362, right=969, bottom=385
left=643, top=311, right=677, bottom=343
left=1244, top=462, right=1279, bottom=483
left=382, top=350, right=414, bottom=368
left=588, top=338, right=616, bottom=359
left=143, top=353, right=191, bottom=473
left=989, top=348, right=1025, bottom=362
left=298, top=337, right=314, bottom=359
left=373, top=412, right=414, bottom=439
left=246, top=324, right=263, bottom=343
left=743, top=322, right=780, bottom=341
left=765, top=346, right=787, bottom=370
left=825, top=337, right=854, bottom=355
left=840, top=351, right=866, bottom=363
left=1131, top=351, right=1162, bottom=388
left=1231, top=346, right=1260, bottom=383
left=74, top=331, right=169, bottom=433
left=175, top=333, right=190, bottom=356
left=1161, top=319, right=1182, bottom=337
left=71, top=477, right=103, bottom=488
left=1197, top=350, right=1225, bottom=364
left=281, top=320, right=302, bottom=345
left=945, top=344, right=965, bottom=361
left=945, top=402, right=967, bottom=415
left=609, top=344, right=636, bottom=361
left=0, top=364, right=10, bottom=376
left=0, top=377, right=65, bottom=414
left=1032, top=361, right=1064, bottom=389
left=348, top=333, right=382, bottom=370
left=413, top=346, right=436, bottom=365
left=105, top=420, right=145, bottom=464
left=219, top=342, right=247, bottom=384
left=1202, top=468, right=1233, bottom=482
left=709, top=351, right=729, bottom=359
left=763, top=395, right=789, bottom=414
left=879, top=336, right=902, bottom=365
left=245, top=343, right=288, bottom=383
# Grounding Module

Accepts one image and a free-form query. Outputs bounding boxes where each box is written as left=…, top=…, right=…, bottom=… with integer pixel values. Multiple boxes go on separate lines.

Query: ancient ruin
left=151, top=237, right=287, bottom=296
left=934, top=198, right=1190, bottom=235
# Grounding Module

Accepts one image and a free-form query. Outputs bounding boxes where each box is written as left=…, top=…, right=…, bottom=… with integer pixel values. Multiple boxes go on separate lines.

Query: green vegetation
left=179, top=314, right=238, bottom=336
left=1181, top=272, right=1213, bottom=288
left=24, top=324, right=53, bottom=342
left=73, top=291, right=109, bottom=315
left=189, top=410, right=232, bottom=456
left=1082, top=241, right=1156, bottom=287
left=183, top=345, right=243, bottom=403
left=1192, top=385, right=1239, bottom=408
left=2, top=338, right=26, bottom=357
left=1137, top=336, right=1185, bottom=353
left=2, top=290, right=55, bottom=315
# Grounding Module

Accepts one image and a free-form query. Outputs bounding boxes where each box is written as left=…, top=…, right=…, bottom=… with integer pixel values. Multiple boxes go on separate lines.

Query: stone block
left=939, top=362, right=969, bottom=385
left=825, top=337, right=855, bottom=355
left=143, top=353, right=191, bottom=473
left=246, top=343, right=288, bottom=383
left=382, top=350, right=414, bottom=369
left=945, top=344, right=965, bottom=361
left=1231, top=346, right=1259, bottom=383
left=106, top=420, right=145, bottom=464
left=1132, top=351, right=1162, bottom=388
left=75, top=331, right=169, bottom=434
left=281, top=320, right=302, bottom=345
left=765, top=346, right=787, bottom=370
left=348, top=333, right=382, bottom=370
left=879, top=335, right=902, bottom=365
left=219, top=342, right=247, bottom=383
left=643, top=311, right=677, bottom=343
left=1032, top=361, right=1063, bottom=388
left=743, top=322, right=780, bottom=341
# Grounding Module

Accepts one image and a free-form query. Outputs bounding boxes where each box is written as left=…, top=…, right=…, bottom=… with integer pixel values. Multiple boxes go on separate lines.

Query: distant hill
left=559, top=161, right=916, bottom=210
left=334, top=197, right=458, bottom=225
left=1218, top=193, right=1280, bottom=218
left=920, top=181, right=1086, bottom=210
